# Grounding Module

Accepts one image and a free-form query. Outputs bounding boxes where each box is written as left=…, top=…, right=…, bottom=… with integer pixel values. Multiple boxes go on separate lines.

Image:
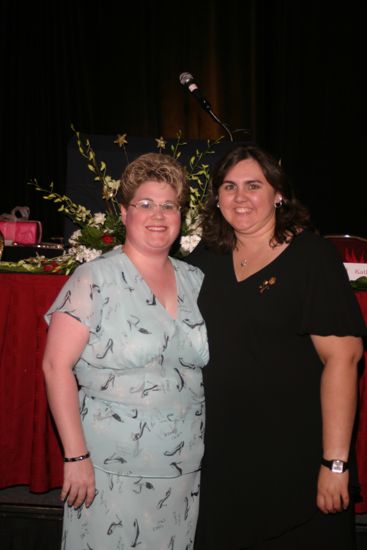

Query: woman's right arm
left=42, top=311, right=95, bottom=508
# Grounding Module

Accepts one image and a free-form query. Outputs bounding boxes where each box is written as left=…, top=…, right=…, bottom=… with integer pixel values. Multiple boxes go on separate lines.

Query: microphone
left=179, top=72, right=212, bottom=112
left=179, top=71, right=234, bottom=141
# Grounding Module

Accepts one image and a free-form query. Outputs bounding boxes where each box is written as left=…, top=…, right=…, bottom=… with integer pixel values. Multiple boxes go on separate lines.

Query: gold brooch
left=259, top=276, right=277, bottom=294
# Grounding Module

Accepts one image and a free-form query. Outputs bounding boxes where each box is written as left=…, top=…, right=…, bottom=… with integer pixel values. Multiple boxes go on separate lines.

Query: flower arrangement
left=0, top=128, right=223, bottom=274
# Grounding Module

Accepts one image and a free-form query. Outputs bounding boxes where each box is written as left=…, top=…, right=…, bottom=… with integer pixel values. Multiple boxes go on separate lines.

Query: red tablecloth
left=0, top=272, right=366, bottom=510
left=0, top=273, right=67, bottom=492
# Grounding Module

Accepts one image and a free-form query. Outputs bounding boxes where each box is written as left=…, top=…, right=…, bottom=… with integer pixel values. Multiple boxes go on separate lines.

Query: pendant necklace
left=236, top=240, right=278, bottom=269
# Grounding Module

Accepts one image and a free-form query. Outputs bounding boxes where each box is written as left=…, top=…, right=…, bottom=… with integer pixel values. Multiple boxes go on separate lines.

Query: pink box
left=0, top=220, right=42, bottom=245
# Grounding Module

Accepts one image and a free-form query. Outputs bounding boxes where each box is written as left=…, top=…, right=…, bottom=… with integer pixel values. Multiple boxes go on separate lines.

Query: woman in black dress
left=189, top=144, right=366, bottom=549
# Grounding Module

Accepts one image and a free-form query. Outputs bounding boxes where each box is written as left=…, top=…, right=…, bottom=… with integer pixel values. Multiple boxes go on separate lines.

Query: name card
left=344, top=263, right=367, bottom=281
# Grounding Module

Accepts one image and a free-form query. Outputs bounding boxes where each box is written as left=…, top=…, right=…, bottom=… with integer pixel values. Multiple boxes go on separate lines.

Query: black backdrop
left=1, top=0, right=366, bottom=241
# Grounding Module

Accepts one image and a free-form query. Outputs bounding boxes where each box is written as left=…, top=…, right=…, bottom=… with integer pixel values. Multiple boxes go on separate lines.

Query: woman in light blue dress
left=43, top=153, right=208, bottom=550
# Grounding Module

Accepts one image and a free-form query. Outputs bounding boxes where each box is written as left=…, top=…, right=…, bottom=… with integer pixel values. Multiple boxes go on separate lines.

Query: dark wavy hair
left=200, top=144, right=312, bottom=252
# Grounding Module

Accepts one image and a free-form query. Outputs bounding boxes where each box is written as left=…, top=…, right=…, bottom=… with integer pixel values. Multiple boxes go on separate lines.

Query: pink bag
left=0, top=206, right=42, bottom=245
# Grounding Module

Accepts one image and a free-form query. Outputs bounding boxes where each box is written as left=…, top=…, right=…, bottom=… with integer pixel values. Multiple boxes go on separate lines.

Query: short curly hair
left=200, top=144, right=312, bottom=252
left=118, top=152, right=188, bottom=208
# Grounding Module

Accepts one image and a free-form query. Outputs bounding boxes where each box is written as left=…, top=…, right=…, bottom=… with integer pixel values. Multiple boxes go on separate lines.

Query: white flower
left=74, top=205, right=91, bottom=222
left=91, top=212, right=106, bottom=226
left=179, top=234, right=202, bottom=254
left=68, top=245, right=102, bottom=263
left=68, top=229, right=82, bottom=245
left=102, top=176, right=120, bottom=199
left=184, top=210, right=201, bottom=234
left=104, top=176, right=120, bottom=191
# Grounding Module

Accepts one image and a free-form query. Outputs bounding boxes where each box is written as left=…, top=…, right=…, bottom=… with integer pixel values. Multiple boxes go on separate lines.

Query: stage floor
left=0, top=486, right=366, bottom=550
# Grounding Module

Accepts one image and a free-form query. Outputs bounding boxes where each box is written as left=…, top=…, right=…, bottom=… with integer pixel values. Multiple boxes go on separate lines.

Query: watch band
left=321, top=458, right=349, bottom=473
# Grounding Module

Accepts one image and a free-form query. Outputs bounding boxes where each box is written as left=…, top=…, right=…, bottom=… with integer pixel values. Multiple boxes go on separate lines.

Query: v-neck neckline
left=121, top=251, right=179, bottom=321
left=230, top=234, right=297, bottom=285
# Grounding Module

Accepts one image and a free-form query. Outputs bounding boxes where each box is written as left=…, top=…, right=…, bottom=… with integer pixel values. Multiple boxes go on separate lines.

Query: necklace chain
left=236, top=239, right=278, bottom=268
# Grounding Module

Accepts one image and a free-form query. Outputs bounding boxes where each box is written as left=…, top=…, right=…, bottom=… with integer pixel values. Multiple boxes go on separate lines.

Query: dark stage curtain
left=0, top=1, right=365, bottom=240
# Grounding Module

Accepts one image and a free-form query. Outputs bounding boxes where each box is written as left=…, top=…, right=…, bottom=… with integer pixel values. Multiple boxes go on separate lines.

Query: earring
left=217, top=202, right=220, bottom=208
left=274, top=199, right=283, bottom=209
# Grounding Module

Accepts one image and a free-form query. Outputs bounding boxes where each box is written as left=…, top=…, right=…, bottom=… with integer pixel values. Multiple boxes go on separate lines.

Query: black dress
left=188, top=231, right=366, bottom=549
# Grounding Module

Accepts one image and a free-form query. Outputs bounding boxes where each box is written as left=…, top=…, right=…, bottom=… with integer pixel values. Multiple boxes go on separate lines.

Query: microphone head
left=179, top=72, right=194, bottom=86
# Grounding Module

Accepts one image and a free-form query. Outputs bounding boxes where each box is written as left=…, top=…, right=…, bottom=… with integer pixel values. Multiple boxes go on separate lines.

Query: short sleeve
left=45, top=262, right=103, bottom=333
left=299, top=237, right=366, bottom=336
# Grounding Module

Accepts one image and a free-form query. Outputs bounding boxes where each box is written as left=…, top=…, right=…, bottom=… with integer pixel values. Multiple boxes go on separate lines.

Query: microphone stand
left=205, top=108, right=234, bottom=142
left=179, top=73, right=235, bottom=142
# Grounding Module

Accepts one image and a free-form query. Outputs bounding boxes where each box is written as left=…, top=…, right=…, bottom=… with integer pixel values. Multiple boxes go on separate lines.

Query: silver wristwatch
left=321, top=458, right=349, bottom=473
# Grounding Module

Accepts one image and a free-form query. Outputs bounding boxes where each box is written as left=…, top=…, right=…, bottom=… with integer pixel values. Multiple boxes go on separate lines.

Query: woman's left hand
left=311, top=334, right=362, bottom=514
left=316, top=465, right=350, bottom=513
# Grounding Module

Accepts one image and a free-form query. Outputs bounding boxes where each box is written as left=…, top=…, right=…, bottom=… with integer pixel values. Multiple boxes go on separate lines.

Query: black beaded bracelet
left=63, top=451, right=90, bottom=463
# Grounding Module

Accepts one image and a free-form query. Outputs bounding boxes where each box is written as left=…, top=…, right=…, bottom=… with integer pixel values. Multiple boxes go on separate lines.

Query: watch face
left=331, top=460, right=344, bottom=473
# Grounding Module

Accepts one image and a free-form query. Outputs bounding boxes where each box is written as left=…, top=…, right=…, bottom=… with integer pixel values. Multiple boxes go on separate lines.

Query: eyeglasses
left=129, top=199, right=181, bottom=213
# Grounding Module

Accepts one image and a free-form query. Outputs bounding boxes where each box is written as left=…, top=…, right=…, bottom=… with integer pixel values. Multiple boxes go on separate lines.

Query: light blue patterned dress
left=45, top=248, right=209, bottom=550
